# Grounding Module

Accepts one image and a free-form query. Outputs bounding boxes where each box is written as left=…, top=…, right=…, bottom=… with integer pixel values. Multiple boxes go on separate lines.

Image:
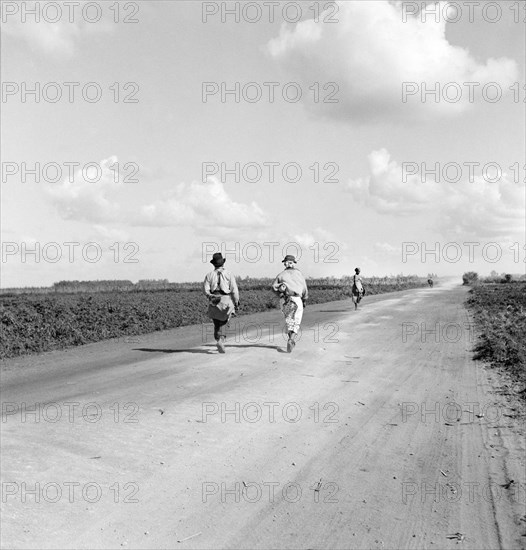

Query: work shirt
left=271, top=267, right=308, bottom=299
left=204, top=267, right=240, bottom=304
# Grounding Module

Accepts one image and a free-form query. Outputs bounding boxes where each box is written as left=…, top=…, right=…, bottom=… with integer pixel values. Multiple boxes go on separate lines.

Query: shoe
left=216, top=339, right=225, bottom=353
left=287, top=339, right=296, bottom=353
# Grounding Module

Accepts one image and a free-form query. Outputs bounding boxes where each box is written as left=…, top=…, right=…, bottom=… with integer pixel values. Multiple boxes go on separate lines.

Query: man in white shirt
left=271, top=255, right=308, bottom=353
left=352, top=267, right=366, bottom=310
left=203, top=253, right=240, bottom=353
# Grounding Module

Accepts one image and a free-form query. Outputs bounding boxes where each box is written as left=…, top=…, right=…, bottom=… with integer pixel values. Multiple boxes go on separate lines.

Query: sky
left=1, top=0, right=525, bottom=287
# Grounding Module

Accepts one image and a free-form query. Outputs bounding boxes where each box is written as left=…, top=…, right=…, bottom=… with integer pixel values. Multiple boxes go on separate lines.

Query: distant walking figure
left=203, top=253, right=239, bottom=353
left=427, top=278, right=434, bottom=287
left=351, top=267, right=366, bottom=310
left=271, top=255, right=308, bottom=353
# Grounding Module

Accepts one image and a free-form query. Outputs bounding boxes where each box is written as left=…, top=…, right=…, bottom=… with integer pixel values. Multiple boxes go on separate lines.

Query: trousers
left=213, top=319, right=229, bottom=340
left=281, top=296, right=304, bottom=334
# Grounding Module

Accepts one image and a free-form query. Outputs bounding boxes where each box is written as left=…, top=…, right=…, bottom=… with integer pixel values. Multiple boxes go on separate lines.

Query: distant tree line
left=463, top=272, right=524, bottom=285
left=1, top=274, right=430, bottom=295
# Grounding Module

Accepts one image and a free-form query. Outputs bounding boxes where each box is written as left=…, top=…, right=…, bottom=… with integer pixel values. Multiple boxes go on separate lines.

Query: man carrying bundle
left=271, top=255, right=308, bottom=353
left=204, top=253, right=240, bottom=353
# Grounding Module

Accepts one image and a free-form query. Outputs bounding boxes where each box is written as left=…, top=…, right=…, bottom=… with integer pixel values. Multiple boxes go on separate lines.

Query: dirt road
left=1, top=283, right=525, bottom=549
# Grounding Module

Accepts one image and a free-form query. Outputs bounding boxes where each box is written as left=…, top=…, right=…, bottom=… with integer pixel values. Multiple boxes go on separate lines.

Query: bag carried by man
left=208, top=293, right=235, bottom=321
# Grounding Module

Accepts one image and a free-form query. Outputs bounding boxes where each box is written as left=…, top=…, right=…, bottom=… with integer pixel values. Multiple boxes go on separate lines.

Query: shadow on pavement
left=133, top=347, right=214, bottom=355
left=229, top=344, right=282, bottom=351
left=134, top=342, right=288, bottom=355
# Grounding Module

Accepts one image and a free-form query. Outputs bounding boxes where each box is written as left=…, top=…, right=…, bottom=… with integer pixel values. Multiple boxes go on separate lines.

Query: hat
left=282, top=255, right=297, bottom=263
left=210, top=253, right=226, bottom=267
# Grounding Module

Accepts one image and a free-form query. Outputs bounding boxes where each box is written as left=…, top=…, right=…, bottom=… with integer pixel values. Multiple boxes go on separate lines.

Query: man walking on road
left=272, top=255, right=308, bottom=353
left=351, top=267, right=366, bottom=310
left=204, top=253, right=240, bottom=353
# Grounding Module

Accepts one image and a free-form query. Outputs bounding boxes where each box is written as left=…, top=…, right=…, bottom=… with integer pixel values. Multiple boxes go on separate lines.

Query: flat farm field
left=466, top=282, right=526, bottom=397
left=0, top=277, right=427, bottom=359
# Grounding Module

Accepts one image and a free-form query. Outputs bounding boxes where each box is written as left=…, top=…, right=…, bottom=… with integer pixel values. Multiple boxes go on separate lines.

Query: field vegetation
left=1, top=275, right=427, bottom=359
left=465, top=279, right=526, bottom=399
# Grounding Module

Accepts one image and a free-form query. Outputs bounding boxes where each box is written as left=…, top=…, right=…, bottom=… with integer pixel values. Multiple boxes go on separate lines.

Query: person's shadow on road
left=231, top=344, right=282, bottom=351
left=133, top=347, right=215, bottom=355
left=134, top=344, right=285, bottom=354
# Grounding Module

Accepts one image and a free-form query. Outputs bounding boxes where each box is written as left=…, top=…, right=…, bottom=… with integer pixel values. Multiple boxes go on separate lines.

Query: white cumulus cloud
left=46, top=156, right=123, bottom=222
left=46, top=162, right=270, bottom=231
left=346, top=149, right=525, bottom=241
left=346, top=149, right=441, bottom=215
left=2, top=1, right=113, bottom=58
left=267, top=0, right=518, bottom=122
left=136, top=177, right=269, bottom=229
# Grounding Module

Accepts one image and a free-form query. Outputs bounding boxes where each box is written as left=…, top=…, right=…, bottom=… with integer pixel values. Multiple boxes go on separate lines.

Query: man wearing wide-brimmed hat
left=204, top=253, right=240, bottom=353
left=271, top=255, right=308, bottom=353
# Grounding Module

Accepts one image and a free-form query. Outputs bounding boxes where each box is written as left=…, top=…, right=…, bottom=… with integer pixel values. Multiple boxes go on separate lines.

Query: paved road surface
left=1, top=283, right=525, bottom=549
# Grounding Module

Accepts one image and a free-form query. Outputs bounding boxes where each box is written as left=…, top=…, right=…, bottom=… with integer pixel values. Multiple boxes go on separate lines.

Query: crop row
left=466, top=282, right=526, bottom=397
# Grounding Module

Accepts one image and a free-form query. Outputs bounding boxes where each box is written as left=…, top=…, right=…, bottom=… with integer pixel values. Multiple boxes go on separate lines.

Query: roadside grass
left=466, top=282, right=526, bottom=399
